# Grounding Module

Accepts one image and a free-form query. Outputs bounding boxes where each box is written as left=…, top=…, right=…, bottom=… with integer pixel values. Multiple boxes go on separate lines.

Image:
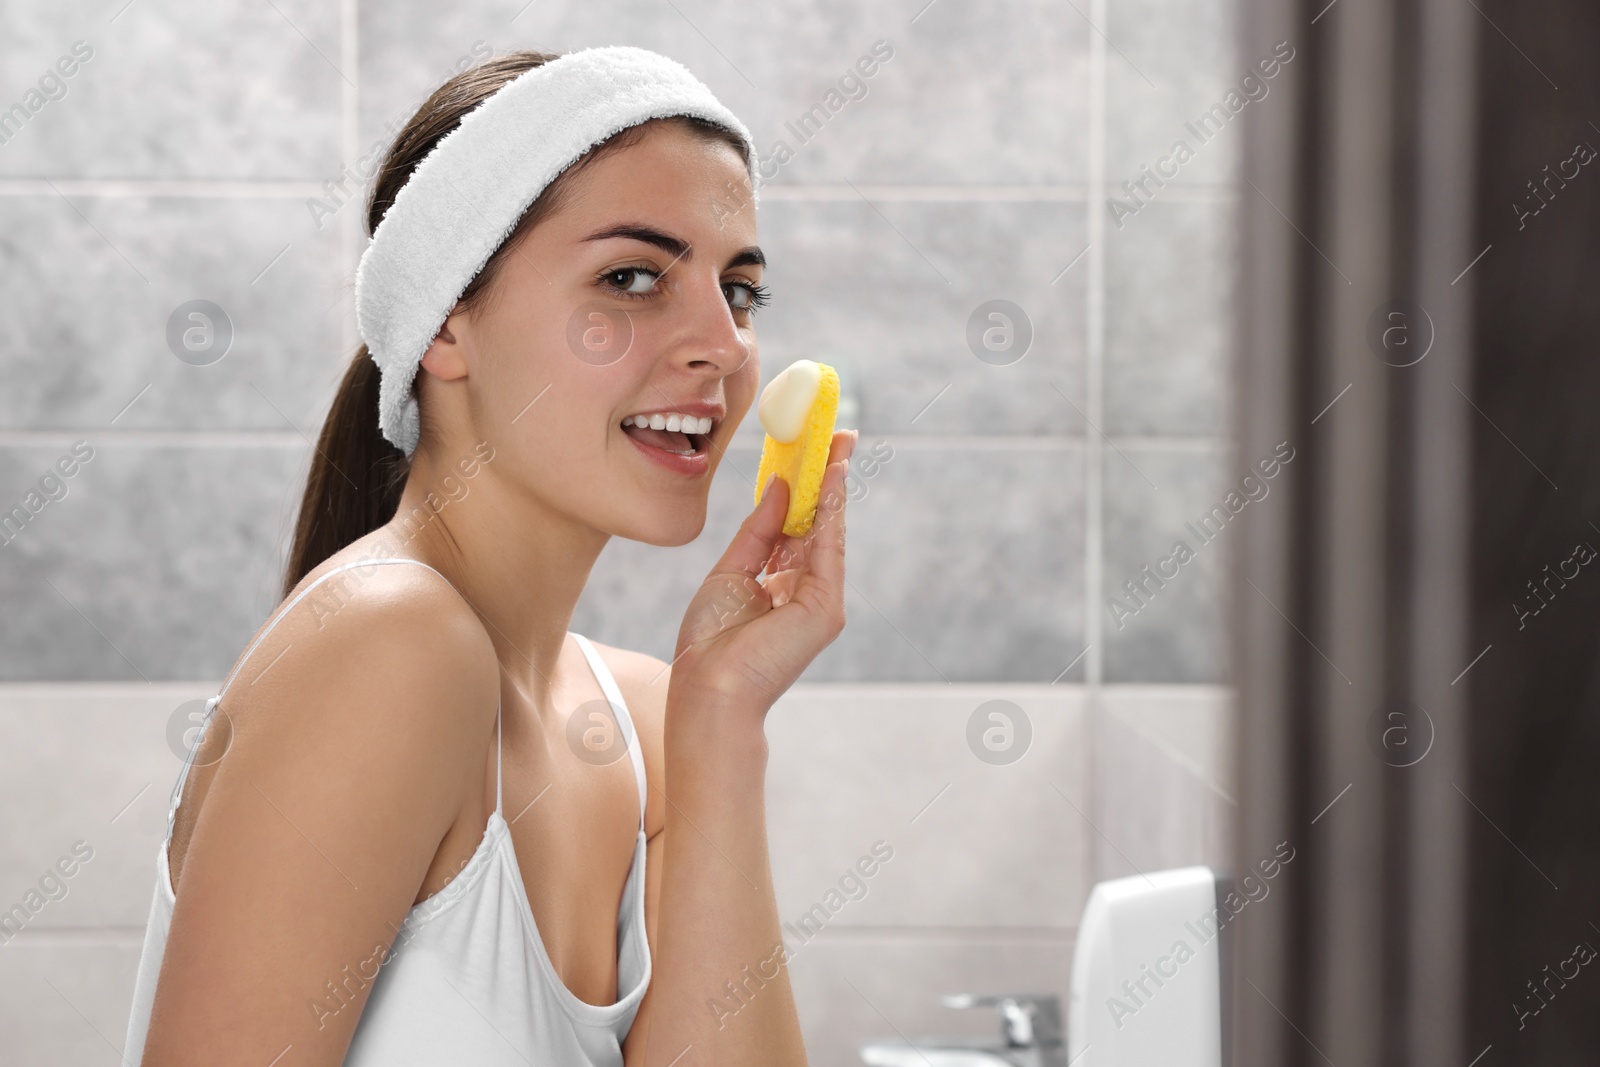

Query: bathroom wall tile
left=579, top=440, right=1087, bottom=683
left=785, top=935, right=1075, bottom=1067
left=1103, top=0, right=1241, bottom=193
left=1, top=194, right=351, bottom=431
left=1092, top=688, right=1236, bottom=879
left=0, top=434, right=1083, bottom=684
left=1102, top=684, right=1237, bottom=795
left=792, top=440, right=1083, bottom=684
left=0, top=938, right=145, bottom=1067
left=0, top=1, right=342, bottom=180
left=764, top=684, right=1089, bottom=929
left=1103, top=198, right=1235, bottom=437
left=357, top=0, right=1090, bottom=187
left=1101, top=443, right=1240, bottom=683
left=0, top=685, right=194, bottom=929
left=741, top=199, right=1087, bottom=440
left=0, top=442, right=303, bottom=681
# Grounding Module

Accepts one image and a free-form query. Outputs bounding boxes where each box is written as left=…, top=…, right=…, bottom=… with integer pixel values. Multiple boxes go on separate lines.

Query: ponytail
left=281, top=345, right=410, bottom=597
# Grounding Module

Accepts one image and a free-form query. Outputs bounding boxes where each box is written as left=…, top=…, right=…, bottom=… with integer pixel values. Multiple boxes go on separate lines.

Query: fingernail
left=760, top=472, right=778, bottom=502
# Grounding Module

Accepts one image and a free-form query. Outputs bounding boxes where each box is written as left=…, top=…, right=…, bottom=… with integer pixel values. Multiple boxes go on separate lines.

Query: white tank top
left=122, top=557, right=651, bottom=1066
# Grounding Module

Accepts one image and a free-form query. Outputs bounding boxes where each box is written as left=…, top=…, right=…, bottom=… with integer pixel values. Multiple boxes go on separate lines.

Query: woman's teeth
left=622, top=413, right=715, bottom=434
left=621, top=414, right=708, bottom=456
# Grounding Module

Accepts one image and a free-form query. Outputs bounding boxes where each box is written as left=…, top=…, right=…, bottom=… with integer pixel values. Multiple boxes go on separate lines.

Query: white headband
left=353, top=45, right=760, bottom=456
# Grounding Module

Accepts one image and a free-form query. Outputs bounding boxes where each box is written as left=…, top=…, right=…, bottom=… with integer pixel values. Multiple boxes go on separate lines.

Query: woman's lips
left=622, top=423, right=710, bottom=475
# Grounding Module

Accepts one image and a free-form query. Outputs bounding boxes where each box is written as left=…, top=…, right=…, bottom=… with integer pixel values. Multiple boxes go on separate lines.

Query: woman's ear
left=419, top=311, right=471, bottom=383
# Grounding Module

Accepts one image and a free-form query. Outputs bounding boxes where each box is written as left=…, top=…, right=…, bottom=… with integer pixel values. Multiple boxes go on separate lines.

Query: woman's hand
left=671, top=428, right=859, bottom=716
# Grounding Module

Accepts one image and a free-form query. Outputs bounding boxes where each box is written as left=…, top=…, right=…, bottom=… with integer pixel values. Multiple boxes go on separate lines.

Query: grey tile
left=745, top=199, right=1087, bottom=439
left=1101, top=444, right=1242, bottom=682
left=0, top=685, right=194, bottom=929
left=785, top=936, right=1074, bottom=1067
left=0, top=442, right=304, bottom=681
left=815, top=441, right=1084, bottom=682
left=0, top=938, right=145, bottom=1067
left=357, top=1, right=1090, bottom=187
left=1103, top=0, right=1245, bottom=194
left=1104, top=198, right=1235, bottom=436
left=582, top=440, right=1086, bottom=683
left=1, top=194, right=351, bottom=431
left=0, top=1, right=343, bottom=180
left=764, top=685, right=1089, bottom=928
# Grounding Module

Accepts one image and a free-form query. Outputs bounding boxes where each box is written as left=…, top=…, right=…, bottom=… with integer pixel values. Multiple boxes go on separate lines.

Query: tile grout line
left=0, top=681, right=1223, bottom=697
left=341, top=0, right=360, bottom=362
left=1085, top=0, right=1109, bottom=896
left=0, top=430, right=1235, bottom=450
left=0, top=180, right=328, bottom=198
left=0, top=179, right=1238, bottom=202
left=0, top=923, right=1082, bottom=944
left=1084, top=0, right=1108, bottom=694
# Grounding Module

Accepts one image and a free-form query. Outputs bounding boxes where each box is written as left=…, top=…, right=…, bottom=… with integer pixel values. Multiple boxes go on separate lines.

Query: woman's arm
left=138, top=573, right=499, bottom=1067
left=625, top=429, right=857, bottom=1066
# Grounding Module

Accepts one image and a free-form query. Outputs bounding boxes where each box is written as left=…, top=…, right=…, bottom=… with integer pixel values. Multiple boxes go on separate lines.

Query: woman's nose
left=675, top=275, right=752, bottom=374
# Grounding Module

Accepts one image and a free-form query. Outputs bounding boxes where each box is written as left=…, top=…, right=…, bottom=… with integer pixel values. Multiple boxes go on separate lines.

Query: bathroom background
left=0, top=1, right=1242, bottom=1062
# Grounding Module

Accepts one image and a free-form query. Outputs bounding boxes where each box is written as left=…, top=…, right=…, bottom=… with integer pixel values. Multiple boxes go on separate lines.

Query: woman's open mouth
left=621, top=411, right=716, bottom=474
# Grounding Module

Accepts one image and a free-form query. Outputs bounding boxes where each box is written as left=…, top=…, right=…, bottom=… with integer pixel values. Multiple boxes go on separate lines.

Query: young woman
left=123, top=47, right=855, bottom=1066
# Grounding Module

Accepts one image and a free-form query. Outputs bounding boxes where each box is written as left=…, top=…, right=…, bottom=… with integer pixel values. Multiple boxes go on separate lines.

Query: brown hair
left=281, top=49, right=752, bottom=598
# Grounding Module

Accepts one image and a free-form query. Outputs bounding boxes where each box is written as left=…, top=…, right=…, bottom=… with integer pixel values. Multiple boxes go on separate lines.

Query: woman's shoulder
left=167, top=552, right=498, bottom=893
left=223, top=550, right=498, bottom=733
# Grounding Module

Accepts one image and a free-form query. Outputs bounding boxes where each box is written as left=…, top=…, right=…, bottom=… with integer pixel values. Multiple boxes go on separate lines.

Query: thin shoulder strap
left=168, top=557, right=458, bottom=841
left=495, top=689, right=503, bottom=817
left=570, top=633, right=646, bottom=833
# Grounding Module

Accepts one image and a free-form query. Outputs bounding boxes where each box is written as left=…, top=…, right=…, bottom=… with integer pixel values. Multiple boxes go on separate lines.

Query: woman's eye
left=604, top=267, right=660, bottom=296
left=726, top=281, right=772, bottom=313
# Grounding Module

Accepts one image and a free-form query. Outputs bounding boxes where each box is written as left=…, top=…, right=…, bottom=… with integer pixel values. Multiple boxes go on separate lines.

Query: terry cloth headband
left=354, top=44, right=760, bottom=456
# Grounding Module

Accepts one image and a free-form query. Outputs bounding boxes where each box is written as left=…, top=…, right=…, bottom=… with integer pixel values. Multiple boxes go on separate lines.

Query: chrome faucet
left=858, top=992, right=1067, bottom=1067
left=943, top=993, right=1065, bottom=1058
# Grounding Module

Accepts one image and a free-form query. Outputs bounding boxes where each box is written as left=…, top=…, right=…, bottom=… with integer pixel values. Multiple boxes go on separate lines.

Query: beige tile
left=0, top=936, right=145, bottom=1067
left=765, top=684, right=1090, bottom=928
left=1092, top=686, right=1236, bottom=877
left=0, top=685, right=201, bottom=929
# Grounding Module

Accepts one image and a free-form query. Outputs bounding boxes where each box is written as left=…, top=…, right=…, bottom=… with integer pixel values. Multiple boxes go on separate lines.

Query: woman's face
left=424, top=118, right=764, bottom=547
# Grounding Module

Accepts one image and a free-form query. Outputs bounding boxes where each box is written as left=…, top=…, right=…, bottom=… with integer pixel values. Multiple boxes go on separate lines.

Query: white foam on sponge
left=757, top=359, right=823, bottom=444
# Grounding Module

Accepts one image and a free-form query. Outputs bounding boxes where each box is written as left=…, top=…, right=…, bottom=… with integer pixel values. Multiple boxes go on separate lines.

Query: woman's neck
left=371, top=439, right=611, bottom=718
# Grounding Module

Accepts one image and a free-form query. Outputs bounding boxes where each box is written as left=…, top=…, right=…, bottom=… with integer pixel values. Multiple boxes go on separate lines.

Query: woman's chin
left=614, top=506, right=708, bottom=548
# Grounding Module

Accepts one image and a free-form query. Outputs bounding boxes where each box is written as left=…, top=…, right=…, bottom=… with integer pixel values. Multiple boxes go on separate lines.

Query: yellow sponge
left=754, top=360, right=840, bottom=537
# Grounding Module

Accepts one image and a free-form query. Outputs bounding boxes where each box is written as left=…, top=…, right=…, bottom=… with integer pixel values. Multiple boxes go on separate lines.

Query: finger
left=766, top=533, right=799, bottom=579
left=803, top=452, right=851, bottom=595
left=709, top=470, right=791, bottom=585
left=765, top=567, right=797, bottom=608
left=825, top=428, right=857, bottom=468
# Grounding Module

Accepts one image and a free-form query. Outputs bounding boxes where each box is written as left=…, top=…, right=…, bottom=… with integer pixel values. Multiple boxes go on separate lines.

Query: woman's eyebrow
left=581, top=223, right=765, bottom=269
